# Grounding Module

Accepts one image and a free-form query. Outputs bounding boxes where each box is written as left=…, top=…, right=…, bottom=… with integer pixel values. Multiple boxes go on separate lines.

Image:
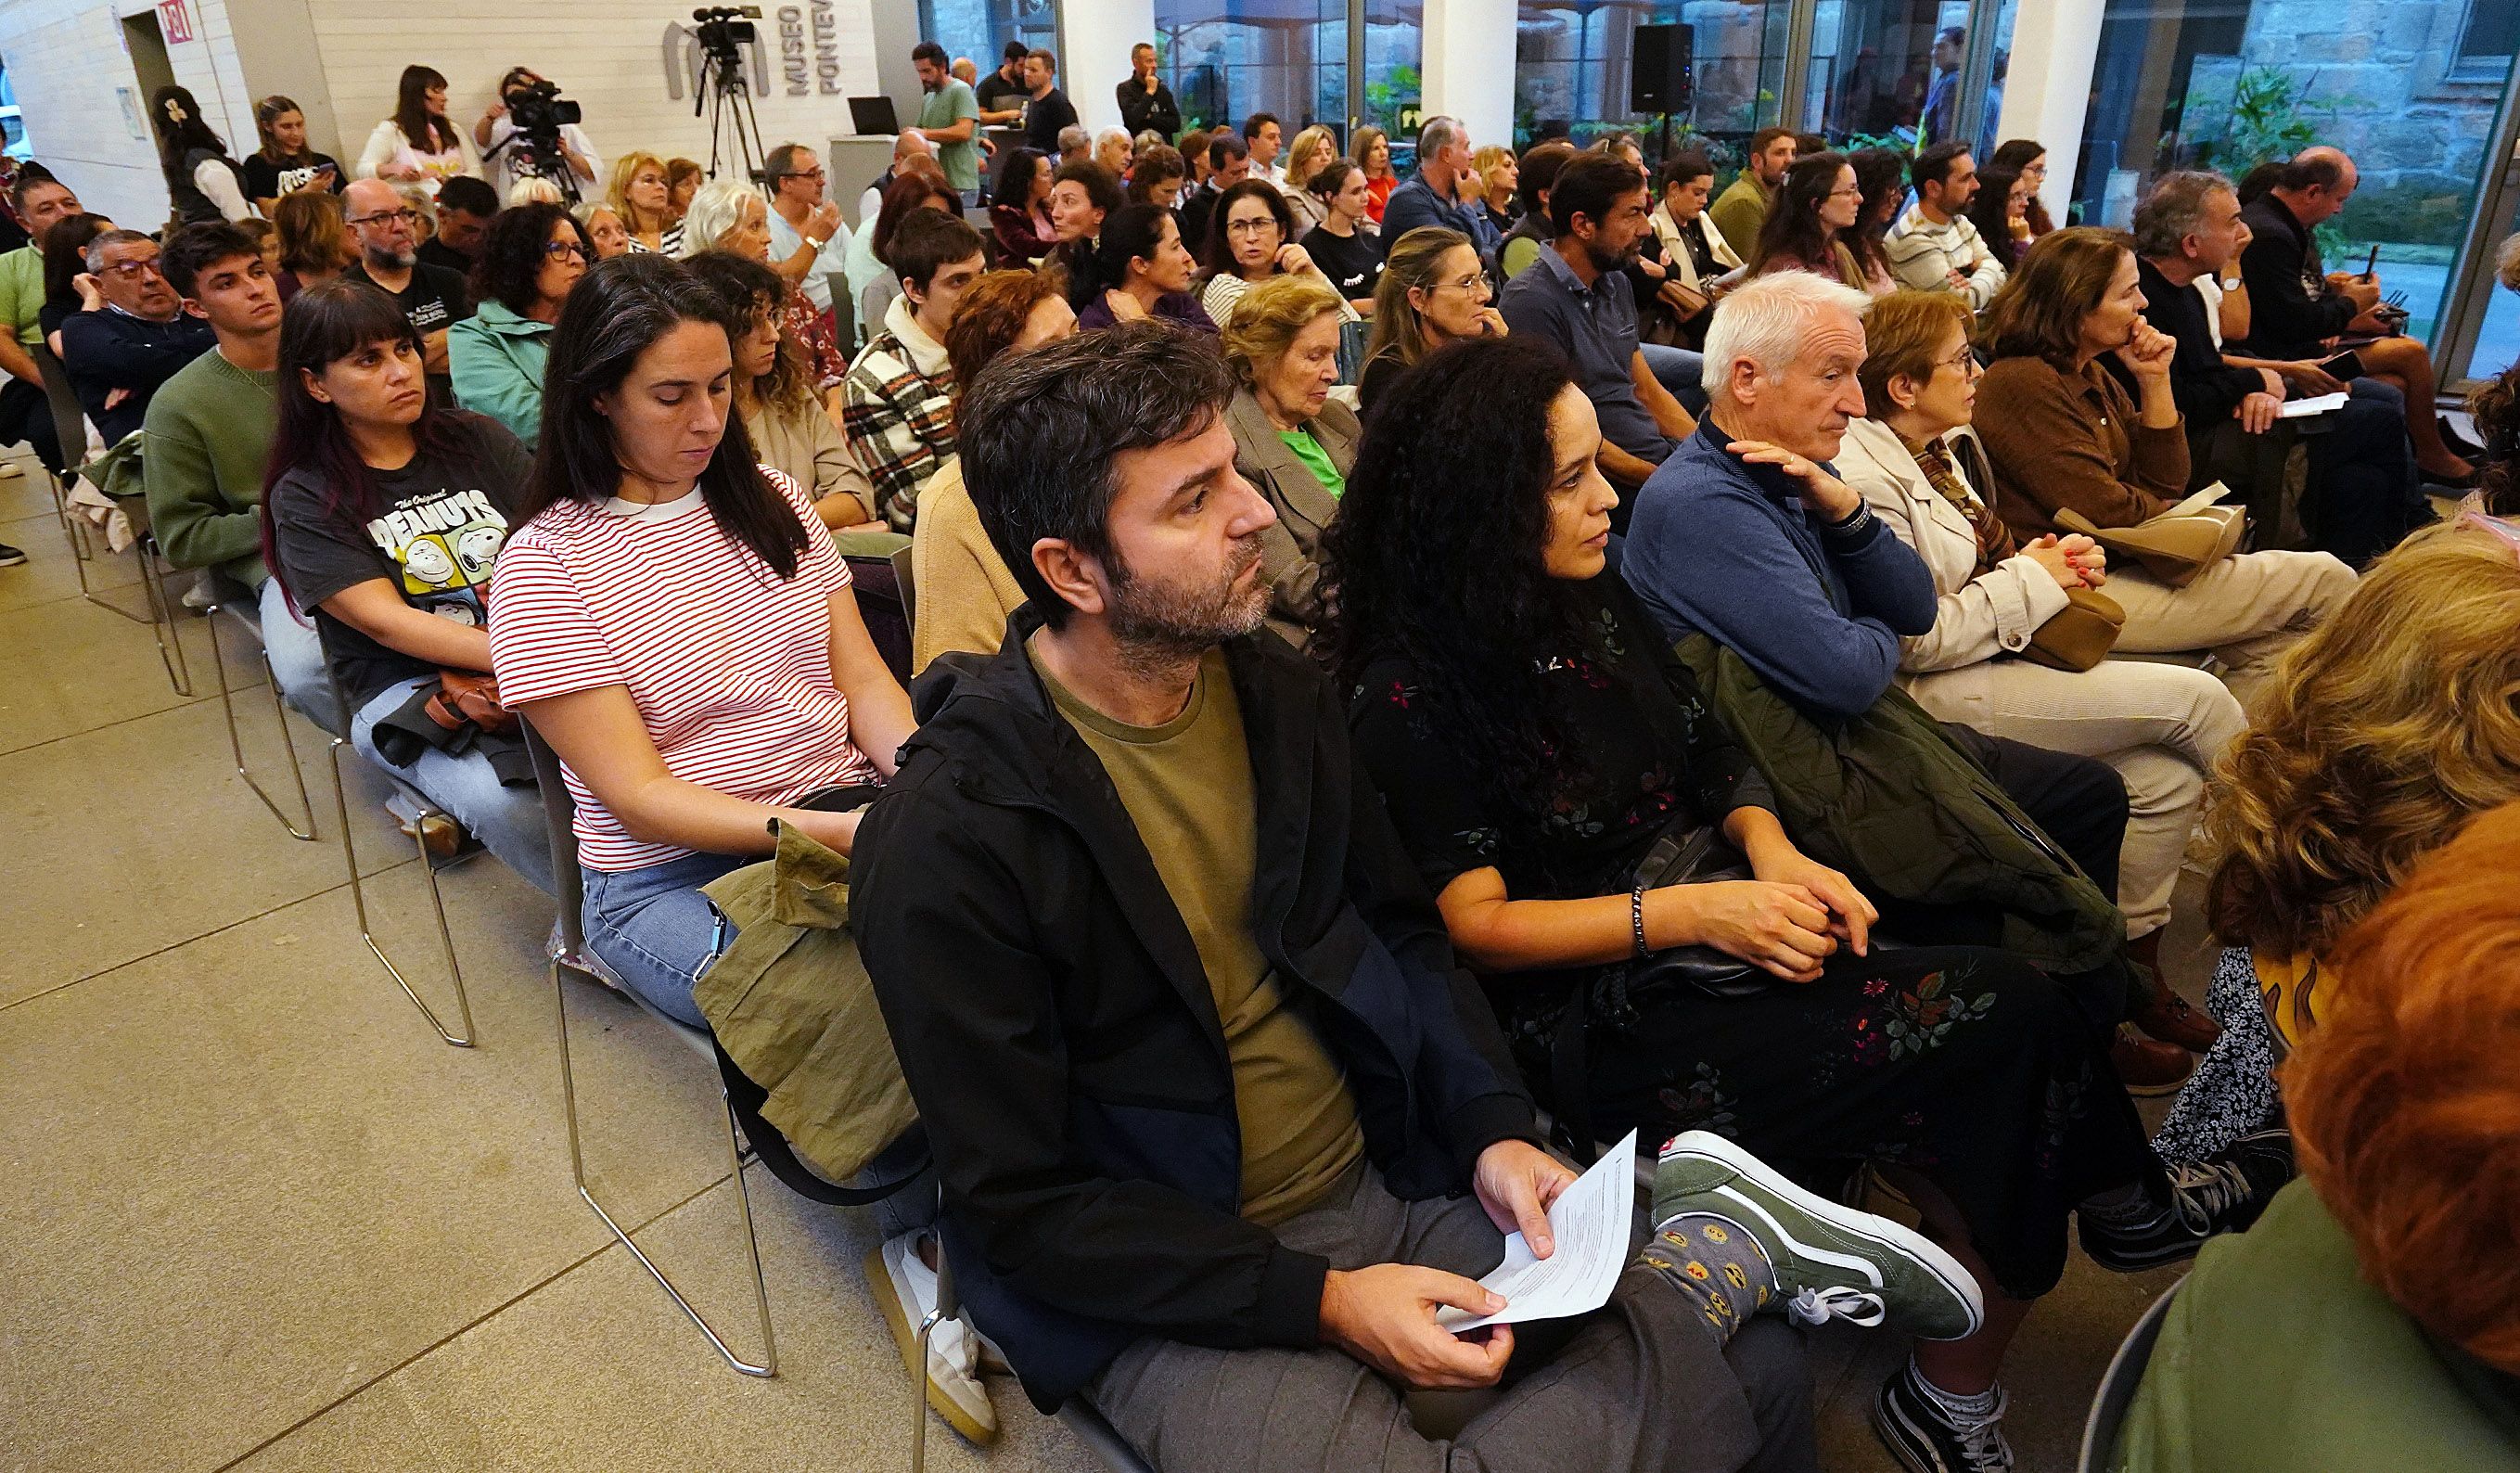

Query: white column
left=1422, top=0, right=1516, bottom=156
left=1057, top=0, right=1158, bottom=135
left=1996, top=0, right=2106, bottom=225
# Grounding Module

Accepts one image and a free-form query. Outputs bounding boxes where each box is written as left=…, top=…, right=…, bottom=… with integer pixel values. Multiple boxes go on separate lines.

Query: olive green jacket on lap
left=1672, top=631, right=2130, bottom=982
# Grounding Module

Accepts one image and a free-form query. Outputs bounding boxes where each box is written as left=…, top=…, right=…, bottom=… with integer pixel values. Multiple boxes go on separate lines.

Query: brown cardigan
left=1976, top=354, right=2191, bottom=538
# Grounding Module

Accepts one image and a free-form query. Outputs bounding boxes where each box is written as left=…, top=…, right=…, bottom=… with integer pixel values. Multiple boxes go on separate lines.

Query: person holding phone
left=243, top=96, right=342, bottom=217
left=2236, top=147, right=2473, bottom=485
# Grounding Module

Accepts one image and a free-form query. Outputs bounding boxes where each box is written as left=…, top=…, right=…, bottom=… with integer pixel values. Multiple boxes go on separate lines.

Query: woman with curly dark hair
left=1987, top=140, right=2055, bottom=238
left=1317, top=334, right=2285, bottom=1473
left=988, top=146, right=1056, bottom=265
left=447, top=200, right=589, bottom=441
left=682, top=249, right=880, bottom=532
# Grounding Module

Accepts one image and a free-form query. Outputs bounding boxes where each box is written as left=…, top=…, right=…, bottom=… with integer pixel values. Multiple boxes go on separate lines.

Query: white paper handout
left=1439, top=1130, right=1640, bottom=1334
left=2278, top=391, right=2350, bottom=419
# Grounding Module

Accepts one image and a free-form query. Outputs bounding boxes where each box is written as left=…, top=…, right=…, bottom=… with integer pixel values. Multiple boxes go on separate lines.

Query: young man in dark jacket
left=853, top=318, right=1985, bottom=1469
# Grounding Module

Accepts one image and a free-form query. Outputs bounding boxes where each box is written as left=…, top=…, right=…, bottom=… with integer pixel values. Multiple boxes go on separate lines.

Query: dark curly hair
left=2469, top=361, right=2520, bottom=517
left=469, top=201, right=590, bottom=316
left=1317, top=336, right=1610, bottom=849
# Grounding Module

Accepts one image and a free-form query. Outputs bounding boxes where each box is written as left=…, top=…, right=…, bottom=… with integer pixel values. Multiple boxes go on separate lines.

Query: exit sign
left=158, top=0, right=195, bottom=44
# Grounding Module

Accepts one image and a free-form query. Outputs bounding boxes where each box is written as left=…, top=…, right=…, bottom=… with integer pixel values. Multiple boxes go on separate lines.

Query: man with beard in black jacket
left=852, top=318, right=1983, bottom=1468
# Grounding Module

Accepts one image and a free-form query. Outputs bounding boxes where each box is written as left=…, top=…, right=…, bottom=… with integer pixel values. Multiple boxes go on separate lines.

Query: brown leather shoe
left=2111, top=1029, right=2194, bottom=1096
left=2128, top=931, right=2220, bottom=1053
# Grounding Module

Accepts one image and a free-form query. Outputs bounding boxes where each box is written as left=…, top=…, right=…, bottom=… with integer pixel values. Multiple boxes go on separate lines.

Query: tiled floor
left=0, top=452, right=2196, bottom=1472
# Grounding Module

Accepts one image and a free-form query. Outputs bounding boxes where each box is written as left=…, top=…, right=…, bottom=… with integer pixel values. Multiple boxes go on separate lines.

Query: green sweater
left=1708, top=173, right=1772, bottom=262
left=2117, top=1180, right=2520, bottom=1471
left=143, top=347, right=279, bottom=586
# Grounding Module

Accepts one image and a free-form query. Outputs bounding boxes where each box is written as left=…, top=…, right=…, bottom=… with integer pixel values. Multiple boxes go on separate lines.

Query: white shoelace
left=2168, top=1158, right=2256, bottom=1235
left=1785, top=1284, right=1887, bottom=1327
left=1921, top=1384, right=2014, bottom=1473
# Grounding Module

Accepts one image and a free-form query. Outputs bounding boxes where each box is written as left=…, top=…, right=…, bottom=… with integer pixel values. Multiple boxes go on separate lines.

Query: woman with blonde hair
left=1355, top=225, right=1504, bottom=410
left=1472, top=144, right=1520, bottom=236
left=605, top=151, right=681, bottom=255
left=1278, top=123, right=1341, bottom=234
left=2117, top=801, right=2520, bottom=1471
left=2152, top=519, right=2520, bottom=1159
left=272, top=189, right=352, bottom=301
left=1220, top=275, right=1358, bottom=637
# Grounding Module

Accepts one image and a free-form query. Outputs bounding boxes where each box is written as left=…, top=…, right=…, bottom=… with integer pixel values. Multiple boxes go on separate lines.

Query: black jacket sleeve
left=1325, top=676, right=1540, bottom=1181
left=1115, top=81, right=1181, bottom=140
left=854, top=780, right=1333, bottom=1351
left=59, top=314, right=206, bottom=401
left=2239, top=214, right=2355, bottom=357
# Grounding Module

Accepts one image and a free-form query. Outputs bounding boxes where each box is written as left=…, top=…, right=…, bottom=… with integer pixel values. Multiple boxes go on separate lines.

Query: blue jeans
left=579, top=850, right=746, bottom=1029
left=257, top=576, right=340, bottom=735
left=349, top=673, right=557, bottom=897
left=1640, top=342, right=1709, bottom=416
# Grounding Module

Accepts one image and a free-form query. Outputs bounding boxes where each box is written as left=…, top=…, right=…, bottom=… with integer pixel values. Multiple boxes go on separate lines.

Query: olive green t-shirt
left=1033, top=642, right=1364, bottom=1226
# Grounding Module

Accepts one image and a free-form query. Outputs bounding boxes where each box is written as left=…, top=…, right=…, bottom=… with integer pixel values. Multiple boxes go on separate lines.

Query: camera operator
left=472, top=68, right=599, bottom=202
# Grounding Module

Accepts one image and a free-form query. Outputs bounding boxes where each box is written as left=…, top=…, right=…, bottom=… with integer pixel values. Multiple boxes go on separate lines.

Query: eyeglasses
left=2460, top=510, right=2520, bottom=560
left=1434, top=271, right=1485, bottom=293
left=543, top=239, right=587, bottom=261
left=777, top=167, right=826, bottom=182
left=1225, top=216, right=1278, bottom=236
left=1827, top=185, right=1863, bottom=199
left=1935, top=344, right=1981, bottom=376
left=349, top=209, right=420, bottom=228
left=99, top=257, right=164, bottom=281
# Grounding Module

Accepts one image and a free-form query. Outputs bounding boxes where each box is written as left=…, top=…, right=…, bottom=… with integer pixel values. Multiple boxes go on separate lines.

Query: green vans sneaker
left=1653, top=1131, right=1985, bottom=1342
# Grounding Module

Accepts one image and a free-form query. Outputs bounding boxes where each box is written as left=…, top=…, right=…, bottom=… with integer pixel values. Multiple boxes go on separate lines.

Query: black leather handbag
left=1548, top=815, right=1765, bottom=1162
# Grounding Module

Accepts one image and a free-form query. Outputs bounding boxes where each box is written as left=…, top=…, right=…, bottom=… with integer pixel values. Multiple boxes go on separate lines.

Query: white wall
left=1421, top=0, right=1515, bottom=159
left=305, top=0, right=880, bottom=187
left=1055, top=0, right=1155, bottom=135
left=0, top=0, right=886, bottom=229
left=0, top=0, right=258, bottom=228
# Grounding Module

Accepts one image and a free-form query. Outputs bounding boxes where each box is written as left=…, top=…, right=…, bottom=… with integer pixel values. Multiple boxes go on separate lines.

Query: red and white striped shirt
left=489, top=468, right=880, bottom=871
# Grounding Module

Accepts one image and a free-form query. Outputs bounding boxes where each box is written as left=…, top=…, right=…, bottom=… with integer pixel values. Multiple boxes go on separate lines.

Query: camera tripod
left=483, top=130, right=585, bottom=205
left=696, top=46, right=768, bottom=184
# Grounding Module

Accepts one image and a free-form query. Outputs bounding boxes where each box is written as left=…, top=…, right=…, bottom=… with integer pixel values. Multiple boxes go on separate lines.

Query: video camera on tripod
left=692, top=6, right=762, bottom=61
left=487, top=75, right=586, bottom=199
left=665, top=6, right=771, bottom=185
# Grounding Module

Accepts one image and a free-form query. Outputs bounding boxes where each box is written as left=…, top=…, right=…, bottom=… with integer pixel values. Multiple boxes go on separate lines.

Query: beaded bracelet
left=1630, top=877, right=1651, bottom=957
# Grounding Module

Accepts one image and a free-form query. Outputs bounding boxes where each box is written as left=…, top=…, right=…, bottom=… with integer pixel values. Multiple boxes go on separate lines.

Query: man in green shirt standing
left=911, top=41, right=983, bottom=205
left=0, top=170, right=88, bottom=565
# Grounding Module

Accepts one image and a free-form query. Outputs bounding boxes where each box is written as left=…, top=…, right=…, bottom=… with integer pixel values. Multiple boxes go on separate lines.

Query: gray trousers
left=1086, top=1165, right=1818, bottom=1473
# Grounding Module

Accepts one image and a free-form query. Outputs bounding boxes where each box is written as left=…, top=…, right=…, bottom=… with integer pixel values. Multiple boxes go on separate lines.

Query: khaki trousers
left=2104, top=549, right=2358, bottom=713
left=1904, top=656, right=2246, bottom=936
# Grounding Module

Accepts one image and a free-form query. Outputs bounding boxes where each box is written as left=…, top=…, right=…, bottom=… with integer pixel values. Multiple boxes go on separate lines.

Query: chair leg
left=554, top=957, right=778, bottom=1376
left=134, top=538, right=194, bottom=697
left=326, top=736, right=476, bottom=1047
left=207, top=605, right=317, bottom=840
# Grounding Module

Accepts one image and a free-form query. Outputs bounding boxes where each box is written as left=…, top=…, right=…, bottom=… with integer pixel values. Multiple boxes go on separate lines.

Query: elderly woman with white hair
left=679, top=175, right=850, bottom=397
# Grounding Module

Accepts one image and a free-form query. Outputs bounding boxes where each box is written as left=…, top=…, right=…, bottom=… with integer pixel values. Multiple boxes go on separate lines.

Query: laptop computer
left=848, top=96, right=900, bottom=136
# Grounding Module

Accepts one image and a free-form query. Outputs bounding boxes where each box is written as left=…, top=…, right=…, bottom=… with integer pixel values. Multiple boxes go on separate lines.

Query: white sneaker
left=867, top=1231, right=998, bottom=1444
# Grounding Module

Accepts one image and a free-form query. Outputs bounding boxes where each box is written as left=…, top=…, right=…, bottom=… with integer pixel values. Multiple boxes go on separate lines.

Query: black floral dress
left=1347, top=577, right=2158, bottom=1299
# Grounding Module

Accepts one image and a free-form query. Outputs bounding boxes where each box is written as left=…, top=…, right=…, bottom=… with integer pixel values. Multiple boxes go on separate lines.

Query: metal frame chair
left=2077, top=1279, right=2181, bottom=1472
left=320, top=663, right=479, bottom=1047
left=36, top=343, right=193, bottom=693
left=520, top=719, right=778, bottom=1377
left=200, top=583, right=319, bottom=841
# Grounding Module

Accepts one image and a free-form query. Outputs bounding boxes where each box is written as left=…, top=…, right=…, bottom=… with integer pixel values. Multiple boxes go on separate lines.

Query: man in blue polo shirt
left=1499, top=151, right=1695, bottom=517
left=1379, top=116, right=1502, bottom=262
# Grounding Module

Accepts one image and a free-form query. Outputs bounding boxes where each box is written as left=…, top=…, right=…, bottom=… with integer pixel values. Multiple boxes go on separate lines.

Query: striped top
left=488, top=468, right=879, bottom=871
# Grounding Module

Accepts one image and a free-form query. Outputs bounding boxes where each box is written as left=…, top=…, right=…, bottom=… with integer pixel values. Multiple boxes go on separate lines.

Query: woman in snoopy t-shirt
left=263, top=275, right=554, bottom=895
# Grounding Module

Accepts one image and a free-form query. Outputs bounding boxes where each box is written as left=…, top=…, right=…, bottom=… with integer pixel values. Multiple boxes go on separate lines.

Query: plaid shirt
left=841, top=319, right=955, bottom=532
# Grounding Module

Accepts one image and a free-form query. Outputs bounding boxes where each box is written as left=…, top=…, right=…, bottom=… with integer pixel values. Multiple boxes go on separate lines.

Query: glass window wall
left=919, top=0, right=1059, bottom=76
left=2073, top=0, right=2517, bottom=346
left=1514, top=0, right=1791, bottom=157
left=1155, top=0, right=1347, bottom=136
